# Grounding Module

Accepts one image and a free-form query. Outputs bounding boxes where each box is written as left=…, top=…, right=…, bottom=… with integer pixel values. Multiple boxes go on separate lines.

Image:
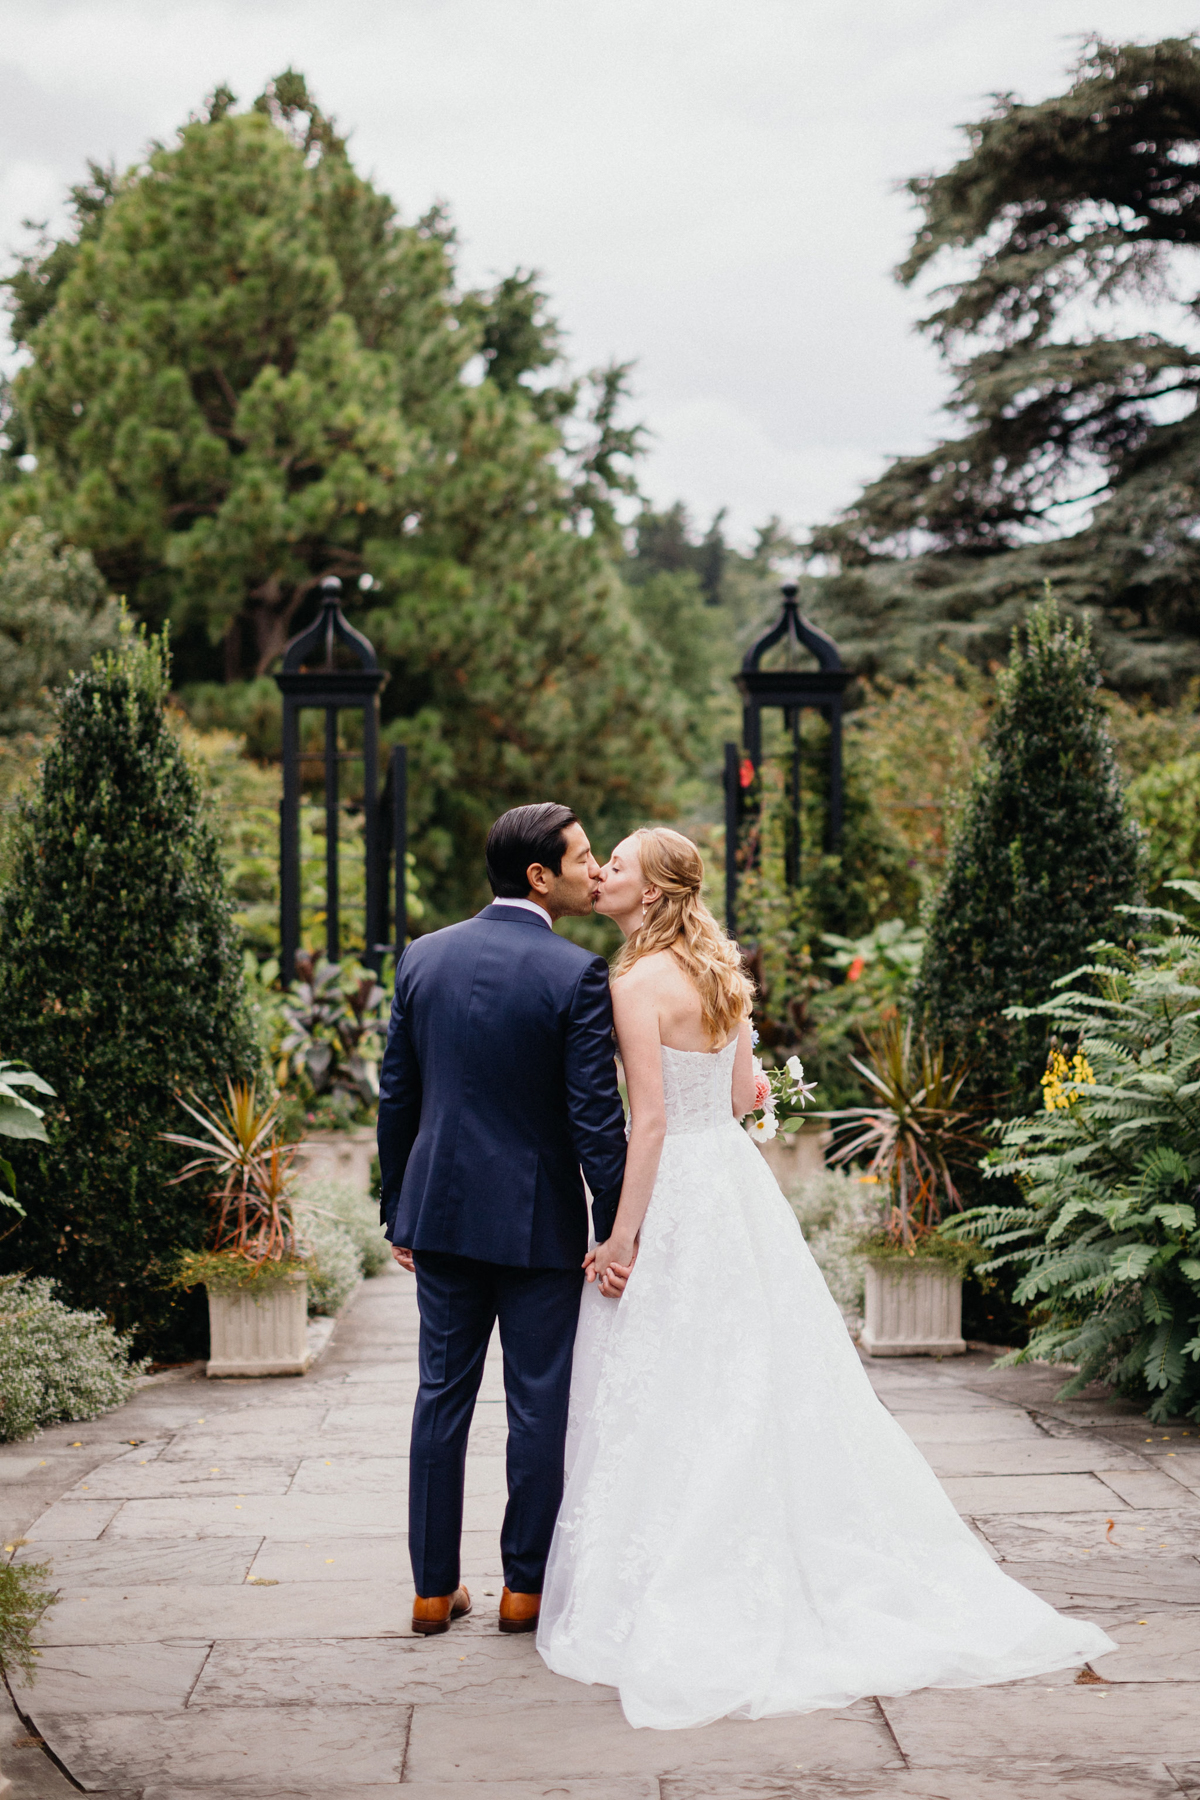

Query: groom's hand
left=391, top=1245, right=415, bottom=1273
left=584, top=1236, right=637, bottom=1298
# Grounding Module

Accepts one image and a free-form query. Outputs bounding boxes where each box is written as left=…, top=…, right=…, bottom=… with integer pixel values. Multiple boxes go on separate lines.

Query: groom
left=377, top=803, right=628, bottom=1637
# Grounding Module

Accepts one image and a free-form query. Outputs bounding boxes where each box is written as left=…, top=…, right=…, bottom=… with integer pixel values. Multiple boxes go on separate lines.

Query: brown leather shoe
left=411, top=1584, right=471, bottom=1636
left=498, top=1587, right=541, bottom=1634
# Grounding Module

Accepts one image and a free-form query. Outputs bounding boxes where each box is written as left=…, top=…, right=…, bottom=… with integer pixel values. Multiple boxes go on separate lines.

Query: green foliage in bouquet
left=956, top=890, right=1200, bottom=1419
left=915, top=596, right=1142, bottom=1117
left=0, top=621, right=259, bottom=1357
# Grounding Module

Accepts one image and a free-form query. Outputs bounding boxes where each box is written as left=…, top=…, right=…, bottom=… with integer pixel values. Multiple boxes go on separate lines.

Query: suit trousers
left=409, top=1250, right=584, bottom=1597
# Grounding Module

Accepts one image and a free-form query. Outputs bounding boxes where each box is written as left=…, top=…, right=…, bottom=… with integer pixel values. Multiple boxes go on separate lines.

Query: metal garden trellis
left=723, top=582, right=851, bottom=936
left=274, top=576, right=408, bottom=984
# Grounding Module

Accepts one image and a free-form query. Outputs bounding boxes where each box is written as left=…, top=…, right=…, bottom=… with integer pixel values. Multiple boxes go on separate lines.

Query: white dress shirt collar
left=488, top=897, right=553, bottom=928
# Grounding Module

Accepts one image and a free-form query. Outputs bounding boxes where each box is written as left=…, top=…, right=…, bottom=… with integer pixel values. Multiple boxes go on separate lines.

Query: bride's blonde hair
left=611, top=828, right=754, bottom=1045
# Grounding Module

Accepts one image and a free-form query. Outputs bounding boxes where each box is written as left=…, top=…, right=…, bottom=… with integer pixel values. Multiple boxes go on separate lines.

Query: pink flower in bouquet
left=752, top=1059, right=771, bottom=1109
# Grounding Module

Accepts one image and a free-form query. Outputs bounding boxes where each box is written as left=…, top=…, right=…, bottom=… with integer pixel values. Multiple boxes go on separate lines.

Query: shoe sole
left=498, top=1615, right=539, bottom=1634
left=413, top=1603, right=471, bottom=1637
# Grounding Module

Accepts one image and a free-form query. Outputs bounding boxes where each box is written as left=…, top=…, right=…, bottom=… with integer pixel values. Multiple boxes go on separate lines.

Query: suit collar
left=481, top=901, right=554, bottom=930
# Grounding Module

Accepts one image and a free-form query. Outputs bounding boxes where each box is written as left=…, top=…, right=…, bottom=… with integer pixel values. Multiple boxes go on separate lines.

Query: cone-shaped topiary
left=914, top=595, right=1142, bottom=1116
left=0, top=619, right=259, bottom=1358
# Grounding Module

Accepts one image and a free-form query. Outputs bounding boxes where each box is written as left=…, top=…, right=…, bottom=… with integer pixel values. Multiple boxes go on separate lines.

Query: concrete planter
left=206, top=1274, right=309, bottom=1377
left=862, top=1256, right=965, bottom=1357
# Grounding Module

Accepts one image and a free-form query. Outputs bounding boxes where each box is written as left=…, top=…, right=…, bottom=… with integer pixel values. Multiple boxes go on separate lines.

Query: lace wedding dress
left=537, top=1039, right=1114, bottom=1730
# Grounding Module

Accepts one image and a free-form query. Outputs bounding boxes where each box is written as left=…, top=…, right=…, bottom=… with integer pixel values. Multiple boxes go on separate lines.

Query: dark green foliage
left=0, top=623, right=259, bottom=1358
left=915, top=598, right=1142, bottom=1114
left=2, top=74, right=703, bottom=925
left=810, top=37, right=1200, bottom=701
left=0, top=519, right=121, bottom=734
left=957, top=903, right=1200, bottom=1419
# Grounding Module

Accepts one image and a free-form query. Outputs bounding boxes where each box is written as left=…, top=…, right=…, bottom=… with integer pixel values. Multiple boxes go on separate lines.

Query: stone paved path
left=2, top=1262, right=1200, bottom=1798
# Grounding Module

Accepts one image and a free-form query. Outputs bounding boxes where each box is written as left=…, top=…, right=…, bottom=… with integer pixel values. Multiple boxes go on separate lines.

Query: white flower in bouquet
left=784, top=1056, right=819, bottom=1107
left=748, top=1111, right=778, bottom=1141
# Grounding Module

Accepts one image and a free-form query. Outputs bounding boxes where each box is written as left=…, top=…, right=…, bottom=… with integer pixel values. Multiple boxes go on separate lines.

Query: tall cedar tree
left=4, top=74, right=689, bottom=924
left=0, top=623, right=259, bottom=1358
left=809, top=37, right=1200, bottom=701
left=914, top=598, right=1141, bottom=1113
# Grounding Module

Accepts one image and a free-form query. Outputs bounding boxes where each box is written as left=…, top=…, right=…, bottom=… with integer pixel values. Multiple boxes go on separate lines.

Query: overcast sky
left=2, top=0, right=1198, bottom=545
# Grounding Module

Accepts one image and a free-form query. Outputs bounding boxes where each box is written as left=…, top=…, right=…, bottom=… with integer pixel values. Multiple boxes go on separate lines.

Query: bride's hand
left=585, top=1235, right=637, bottom=1298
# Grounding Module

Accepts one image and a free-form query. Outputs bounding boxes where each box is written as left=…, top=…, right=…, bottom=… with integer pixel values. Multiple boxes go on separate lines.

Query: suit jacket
left=376, top=904, right=628, bottom=1268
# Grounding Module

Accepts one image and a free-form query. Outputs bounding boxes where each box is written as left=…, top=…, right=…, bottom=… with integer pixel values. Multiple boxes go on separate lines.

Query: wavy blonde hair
left=610, top=828, right=754, bottom=1044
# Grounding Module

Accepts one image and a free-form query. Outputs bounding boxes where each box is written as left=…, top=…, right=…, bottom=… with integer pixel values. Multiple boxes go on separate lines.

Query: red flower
left=739, top=757, right=756, bottom=789
left=847, top=956, right=866, bottom=983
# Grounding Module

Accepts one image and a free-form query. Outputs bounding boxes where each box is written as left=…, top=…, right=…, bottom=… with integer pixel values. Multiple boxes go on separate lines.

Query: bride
left=536, top=826, right=1114, bottom=1730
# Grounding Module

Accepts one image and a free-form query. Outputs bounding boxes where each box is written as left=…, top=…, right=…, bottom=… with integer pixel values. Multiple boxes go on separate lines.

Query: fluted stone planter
left=862, top=1256, right=965, bottom=1357
left=206, top=1274, right=309, bottom=1377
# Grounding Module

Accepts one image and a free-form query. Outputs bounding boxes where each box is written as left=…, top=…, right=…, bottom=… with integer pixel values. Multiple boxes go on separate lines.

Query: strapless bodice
left=659, top=1039, right=738, bottom=1136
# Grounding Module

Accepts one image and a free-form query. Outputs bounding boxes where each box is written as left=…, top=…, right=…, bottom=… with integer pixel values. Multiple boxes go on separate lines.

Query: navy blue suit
left=377, top=903, right=627, bottom=1596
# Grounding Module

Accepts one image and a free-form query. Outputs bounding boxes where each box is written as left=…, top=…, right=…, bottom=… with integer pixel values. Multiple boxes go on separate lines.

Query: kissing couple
left=376, top=803, right=1112, bottom=1730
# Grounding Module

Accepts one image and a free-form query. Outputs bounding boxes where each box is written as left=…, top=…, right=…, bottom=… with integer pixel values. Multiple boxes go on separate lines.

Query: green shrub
left=0, top=519, right=120, bottom=736
left=296, top=1176, right=389, bottom=1278
left=0, top=1556, right=57, bottom=1685
left=0, top=1275, right=146, bottom=1441
left=1128, top=752, right=1200, bottom=907
left=297, top=1205, right=362, bottom=1316
left=915, top=596, right=1142, bottom=1117
left=0, top=621, right=260, bottom=1358
left=958, top=893, right=1200, bottom=1419
left=785, top=1165, right=878, bottom=1322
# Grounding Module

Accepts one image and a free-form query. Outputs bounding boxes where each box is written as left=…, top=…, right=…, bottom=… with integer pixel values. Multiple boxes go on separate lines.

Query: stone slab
left=1094, top=1467, right=1198, bottom=1508
left=403, top=1699, right=898, bottom=1781
left=38, top=1704, right=405, bottom=1791
left=661, top=1765, right=1190, bottom=1799
left=190, top=1632, right=613, bottom=1709
left=37, top=1581, right=414, bottom=1646
left=25, top=1640, right=210, bottom=1713
left=888, top=1410, right=1051, bottom=1444
left=997, top=1557, right=1200, bottom=1612
left=939, top=1474, right=1129, bottom=1515
left=105, top=1493, right=400, bottom=1538
left=26, top=1500, right=122, bottom=1541
left=289, top=1456, right=410, bottom=1495
left=1093, top=1611, right=1200, bottom=1682
left=66, top=1459, right=297, bottom=1500
left=924, top=1443, right=1148, bottom=1479
left=16, top=1537, right=261, bottom=1588
left=977, top=1511, right=1200, bottom=1559
left=247, top=1536, right=409, bottom=1584
left=880, top=1680, right=1200, bottom=1762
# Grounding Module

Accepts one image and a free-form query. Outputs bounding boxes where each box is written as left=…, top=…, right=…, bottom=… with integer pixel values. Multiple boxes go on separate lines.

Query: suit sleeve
left=376, top=959, right=422, bottom=1238
left=563, top=956, right=628, bottom=1243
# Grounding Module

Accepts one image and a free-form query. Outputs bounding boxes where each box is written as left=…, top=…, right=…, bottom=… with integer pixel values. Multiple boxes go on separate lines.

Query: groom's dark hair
left=487, top=802, right=579, bottom=898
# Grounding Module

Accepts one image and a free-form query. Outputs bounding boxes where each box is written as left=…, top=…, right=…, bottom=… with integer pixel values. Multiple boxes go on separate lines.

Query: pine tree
left=0, top=622, right=258, bottom=1357
left=809, top=36, right=1200, bottom=701
left=914, top=597, right=1142, bottom=1112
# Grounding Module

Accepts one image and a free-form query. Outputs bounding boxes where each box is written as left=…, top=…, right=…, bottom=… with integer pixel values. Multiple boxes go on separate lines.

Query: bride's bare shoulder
left=611, top=951, right=677, bottom=993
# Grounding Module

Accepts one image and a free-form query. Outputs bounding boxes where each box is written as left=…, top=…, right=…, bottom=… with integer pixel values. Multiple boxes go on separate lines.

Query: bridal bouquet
left=746, top=1055, right=818, bottom=1142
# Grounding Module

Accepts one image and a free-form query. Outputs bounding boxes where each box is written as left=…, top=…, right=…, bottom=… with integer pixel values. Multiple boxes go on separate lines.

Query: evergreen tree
left=914, top=598, right=1142, bottom=1112
left=810, top=37, right=1200, bottom=701
left=0, top=622, right=258, bottom=1358
left=0, top=518, right=121, bottom=734
left=2, top=73, right=699, bottom=924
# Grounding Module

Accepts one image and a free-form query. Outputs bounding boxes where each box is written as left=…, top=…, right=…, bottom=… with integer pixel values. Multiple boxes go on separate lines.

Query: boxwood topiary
left=0, top=621, right=259, bottom=1358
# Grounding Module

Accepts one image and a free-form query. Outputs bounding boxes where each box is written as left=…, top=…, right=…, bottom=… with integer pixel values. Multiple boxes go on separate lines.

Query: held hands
left=584, top=1234, right=637, bottom=1299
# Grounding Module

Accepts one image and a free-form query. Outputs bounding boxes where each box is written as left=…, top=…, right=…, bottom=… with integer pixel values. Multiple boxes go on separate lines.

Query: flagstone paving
left=2, top=1263, right=1200, bottom=1798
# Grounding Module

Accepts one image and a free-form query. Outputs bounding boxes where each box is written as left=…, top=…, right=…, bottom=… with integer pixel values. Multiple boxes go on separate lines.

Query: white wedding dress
left=537, top=1039, right=1114, bottom=1730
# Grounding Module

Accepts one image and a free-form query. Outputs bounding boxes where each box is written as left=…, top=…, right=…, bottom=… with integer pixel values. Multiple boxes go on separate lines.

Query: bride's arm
left=730, top=1019, right=756, bottom=1117
left=587, top=970, right=666, bottom=1288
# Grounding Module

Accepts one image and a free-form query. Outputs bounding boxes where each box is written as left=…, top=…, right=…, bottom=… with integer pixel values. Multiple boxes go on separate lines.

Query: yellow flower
left=1041, top=1048, right=1096, bottom=1112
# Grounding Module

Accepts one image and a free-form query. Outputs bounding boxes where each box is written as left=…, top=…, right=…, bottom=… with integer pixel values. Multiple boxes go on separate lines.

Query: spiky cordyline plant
left=822, top=1016, right=984, bottom=1247
left=955, top=885, right=1200, bottom=1421
left=161, top=1080, right=297, bottom=1267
